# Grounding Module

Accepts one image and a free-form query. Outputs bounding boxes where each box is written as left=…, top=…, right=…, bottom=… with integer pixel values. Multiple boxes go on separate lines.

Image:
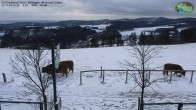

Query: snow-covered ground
left=80, top=24, right=111, bottom=32
left=0, top=43, right=196, bottom=110
left=44, top=26, right=61, bottom=29
left=0, top=32, right=5, bottom=37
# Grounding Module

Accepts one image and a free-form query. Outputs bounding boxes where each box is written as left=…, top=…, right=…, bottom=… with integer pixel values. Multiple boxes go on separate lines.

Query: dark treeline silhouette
left=136, top=27, right=196, bottom=45
left=107, top=17, right=196, bottom=30
left=0, top=26, right=97, bottom=49
left=88, top=29, right=124, bottom=47
left=180, top=27, right=196, bottom=43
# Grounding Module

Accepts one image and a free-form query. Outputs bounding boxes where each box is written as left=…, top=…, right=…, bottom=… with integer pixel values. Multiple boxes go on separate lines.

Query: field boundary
left=0, top=100, right=43, bottom=110
left=79, top=67, right=196, bottom=85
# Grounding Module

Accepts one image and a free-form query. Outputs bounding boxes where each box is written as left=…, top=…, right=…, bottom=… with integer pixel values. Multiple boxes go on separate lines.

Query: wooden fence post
left=101, top=70, right=105, bottom=84
left=125, top=71, right=128, bottom=83
left=40, top=102, right=43, bottom=110
left=190, top=71, right=194, bottom=83
left=100, top=66, right=103, bottom=78
left=148, top=71, right=151, bottom=83
left=170, top=71, right=172, bottom=83
left=138, top=97, right=141, bottom=110
left=80, top=71, right=82, bottom=85
left=178, top=103, right=183, bottom=110
left=2, top=73, right=6, bottom=83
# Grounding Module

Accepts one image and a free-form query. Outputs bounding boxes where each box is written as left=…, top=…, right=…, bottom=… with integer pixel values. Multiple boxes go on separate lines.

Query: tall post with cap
left=51, top=39, right=58, bottom=110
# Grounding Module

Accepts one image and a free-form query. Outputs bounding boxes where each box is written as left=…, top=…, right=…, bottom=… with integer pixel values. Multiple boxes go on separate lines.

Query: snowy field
left=0, top=43, right=196, bottom=110
left=80, top=24, right=111, bottom=32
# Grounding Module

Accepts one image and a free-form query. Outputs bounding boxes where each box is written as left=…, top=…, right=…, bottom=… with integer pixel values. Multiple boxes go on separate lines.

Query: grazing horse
left=163, top=63, right=186, bottom=76
left=42, top=63, right=69, bottom=77
left=42, top=64, right=53, bottom=74
left=57, top=62, right=69, bottom=77
left=60, top=60, right=74, bottom=73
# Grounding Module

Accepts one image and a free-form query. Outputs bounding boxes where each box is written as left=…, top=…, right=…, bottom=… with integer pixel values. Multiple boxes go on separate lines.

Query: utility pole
left=51, top=39, right=58, bottom=110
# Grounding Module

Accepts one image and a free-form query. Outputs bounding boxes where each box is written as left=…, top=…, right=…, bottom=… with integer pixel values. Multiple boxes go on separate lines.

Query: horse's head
left=42, top=67, right=46, bottom=73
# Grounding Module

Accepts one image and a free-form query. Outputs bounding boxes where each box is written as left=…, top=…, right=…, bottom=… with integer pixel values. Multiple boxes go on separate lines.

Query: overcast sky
left=0, top=0, right=195, bottom=20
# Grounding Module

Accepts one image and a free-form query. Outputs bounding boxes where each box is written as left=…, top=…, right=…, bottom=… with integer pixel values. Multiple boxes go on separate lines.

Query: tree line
left=0, top=26, right=97, bottom=49
left=130, top=27, right=196, bottom=45
left=0, top=26, right=196, bottom=49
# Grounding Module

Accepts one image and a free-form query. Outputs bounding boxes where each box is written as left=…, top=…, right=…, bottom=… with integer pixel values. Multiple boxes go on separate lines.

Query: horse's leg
left=66, top=72, right=68, bottom=77
left=166, top=71, right=169, bottom=76
left=64, top=68, right=67, bottom=77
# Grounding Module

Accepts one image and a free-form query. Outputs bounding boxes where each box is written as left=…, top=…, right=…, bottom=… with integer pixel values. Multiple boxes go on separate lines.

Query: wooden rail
left=144, top=102, right=196, bottom=105
left=0, top=100, right=43, bottom=110
left=143, top=102, right=196, bottom=110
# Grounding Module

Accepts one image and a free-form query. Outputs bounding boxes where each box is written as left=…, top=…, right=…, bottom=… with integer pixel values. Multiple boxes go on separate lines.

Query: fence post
left=80, top=71, right=82, bottom=85
left=2, top=73, right=6, bottom=82
left=100, top=66, right=103, bottom=78
left=190, top=71, right=194, bottom=83
left=138, top=97, right=141, bottom=110
left=148, top=71, right=151, bottom=83
left=178, top=103, right=183, bottom=110
left=101, top=70, right=105, bottom=84
left=170, top=71, right=172, bottom=83
left=125, top=71, right=128, bottom=83
left=40, top=102, right=43, bottom=110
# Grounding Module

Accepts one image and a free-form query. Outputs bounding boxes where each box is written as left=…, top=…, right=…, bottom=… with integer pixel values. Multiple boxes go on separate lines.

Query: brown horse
left=163, top=63, right=186, bottom=76
left=57, top=62, right=69, bottom=77
left=42, top=63, right=69, bottom=77
left=60, top=60, right=74, bottom=73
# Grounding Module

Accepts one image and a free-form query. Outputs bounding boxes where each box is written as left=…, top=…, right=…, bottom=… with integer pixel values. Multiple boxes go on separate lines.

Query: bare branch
left=122, top=44, right=164, bottom=108
left=10, top=49, right=52, bottom=110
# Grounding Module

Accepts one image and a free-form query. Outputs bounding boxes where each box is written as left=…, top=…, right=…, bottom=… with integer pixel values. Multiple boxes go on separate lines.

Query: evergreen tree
left=146, top=31, right=155, bottom=45
left=90, top=37, right=99, bottom=47
left=138, top=32, right=146, bottom=45
left=158, top=30, right=170, bottom=44
left=129, top=32, right=137, bottom=45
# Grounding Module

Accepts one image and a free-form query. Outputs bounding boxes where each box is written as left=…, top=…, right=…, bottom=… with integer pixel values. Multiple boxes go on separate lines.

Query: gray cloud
left=0, top=0, right=195, bottom=20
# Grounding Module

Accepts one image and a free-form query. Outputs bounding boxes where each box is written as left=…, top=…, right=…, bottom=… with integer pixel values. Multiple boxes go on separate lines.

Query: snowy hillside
left=119, top=26, right=174, bottom=37
left=0, top=43, right=196, bottom=110
left=119, top=26, right=189, bottom=37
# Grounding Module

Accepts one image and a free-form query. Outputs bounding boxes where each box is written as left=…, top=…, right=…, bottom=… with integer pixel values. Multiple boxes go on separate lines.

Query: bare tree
left=10, top=49, right=52, bottom=110
left=124, top=45, right=164, bottom=110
